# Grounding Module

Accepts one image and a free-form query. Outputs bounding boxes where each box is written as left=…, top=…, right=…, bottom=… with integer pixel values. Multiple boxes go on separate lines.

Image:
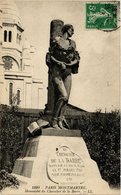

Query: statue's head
left=62, top=24, right=74, bottom=37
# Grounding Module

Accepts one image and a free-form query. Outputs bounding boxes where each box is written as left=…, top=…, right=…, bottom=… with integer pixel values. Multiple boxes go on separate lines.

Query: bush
left=0, top=169, right=19, bottom=191
left=79, top=110, right=120, bottom=188
left=0, top=105, right=23, bottom=172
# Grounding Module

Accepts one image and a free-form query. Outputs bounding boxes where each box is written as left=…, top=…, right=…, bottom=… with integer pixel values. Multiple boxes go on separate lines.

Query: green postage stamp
left=86, top=2, right=118, bottom=29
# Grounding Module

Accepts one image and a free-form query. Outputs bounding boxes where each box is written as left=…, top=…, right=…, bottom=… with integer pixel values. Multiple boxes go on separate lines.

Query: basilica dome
left=0, top=0, right=22, bottom=27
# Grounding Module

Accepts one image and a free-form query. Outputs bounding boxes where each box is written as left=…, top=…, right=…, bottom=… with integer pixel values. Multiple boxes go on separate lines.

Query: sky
left=16, top=0, right=120, bottom=112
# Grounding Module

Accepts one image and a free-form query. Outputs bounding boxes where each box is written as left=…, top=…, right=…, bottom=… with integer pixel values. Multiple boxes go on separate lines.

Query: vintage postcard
left=0, top=0, right=120, bottom=195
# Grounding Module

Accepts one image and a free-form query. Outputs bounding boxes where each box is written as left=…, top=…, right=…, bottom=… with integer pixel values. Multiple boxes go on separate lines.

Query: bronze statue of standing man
left=46, top=20, right=80, bottom=130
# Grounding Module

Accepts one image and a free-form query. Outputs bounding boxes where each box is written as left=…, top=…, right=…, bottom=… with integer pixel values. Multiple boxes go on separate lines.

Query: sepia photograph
left=0, top=0, right=120, bottom=195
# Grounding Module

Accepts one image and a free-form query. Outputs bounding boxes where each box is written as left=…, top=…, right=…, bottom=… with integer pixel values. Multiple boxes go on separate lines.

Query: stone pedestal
left=4, top=128, right=112, bottom=194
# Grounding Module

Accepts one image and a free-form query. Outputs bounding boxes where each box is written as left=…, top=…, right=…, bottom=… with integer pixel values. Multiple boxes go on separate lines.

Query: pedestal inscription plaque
left=47, top=145, right=85, bottom=184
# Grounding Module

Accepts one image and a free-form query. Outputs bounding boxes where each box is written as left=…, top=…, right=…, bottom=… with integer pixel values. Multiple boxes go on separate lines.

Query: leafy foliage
left=77, top=110, right=120, bottom=188
left=0, top=170, right=19, bottom=191
left=0, top=105, right=23, bottom=172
